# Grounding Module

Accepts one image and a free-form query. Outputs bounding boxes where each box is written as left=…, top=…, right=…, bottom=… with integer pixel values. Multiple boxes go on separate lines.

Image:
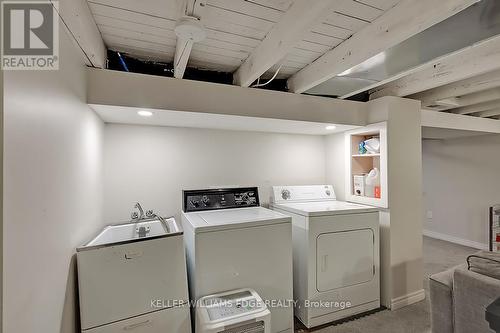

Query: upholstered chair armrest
left=429, top=265, right=459, bottom=333
left=453, top=267, right=500, bottom=333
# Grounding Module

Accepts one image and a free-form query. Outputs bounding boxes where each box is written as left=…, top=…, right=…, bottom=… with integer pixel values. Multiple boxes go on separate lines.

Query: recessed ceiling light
left=325, top=125, right=337, bottom=130
left=137, top=110, right=153, bottom=117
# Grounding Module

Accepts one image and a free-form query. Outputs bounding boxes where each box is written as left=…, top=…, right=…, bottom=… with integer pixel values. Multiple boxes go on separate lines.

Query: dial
left=190, top=199, right=200, bottom=208
left=281, top=189, right=291, bottom=200
left=201, top=195, right=210, bottom=205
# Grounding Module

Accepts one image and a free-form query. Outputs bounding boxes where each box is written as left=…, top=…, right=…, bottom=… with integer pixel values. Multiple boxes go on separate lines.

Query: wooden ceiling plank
left=202, top=14, right=268, bottom=40
left=206, top=0, right=283, bottom=22
left=323, top=11, right=369, bottom=31
left=102, top=30, right=174, bottom=49
left=198, top=38, right=254, bottom=53
left=206, top=28, right=260, bottom=46
left=202, top=4, right=274, bottom=31
left=89, top=3, right=177, bottom=29
left=87, top=0, right=178, bottom=20
left=302, top=33, right=343, bottom=48
left=358, top=0, right=401, bottom=11
left=334, top=0, right=384, bottom=22
left=103, top=34, right=177, bottom=54
left=109, top=45, right=174, bottom=62
left=310, top=22, right=352, bottom=40
left=243, top=0, right=293, bottom=12
left=296, top=40, right=331, bottom=54
left=96, top=23, right=177, bottom=43
left=191, top=43, right=249, bottom=60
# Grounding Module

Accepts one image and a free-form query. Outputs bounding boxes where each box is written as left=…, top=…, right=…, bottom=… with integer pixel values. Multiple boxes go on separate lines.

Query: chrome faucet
left=131, top=202, right=145, bottom=220
left=130, top=202, right=169, bottom=234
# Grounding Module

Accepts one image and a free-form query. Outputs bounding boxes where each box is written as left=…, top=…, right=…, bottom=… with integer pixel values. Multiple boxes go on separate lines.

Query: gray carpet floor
left=295, top=236, right=478, bottom=333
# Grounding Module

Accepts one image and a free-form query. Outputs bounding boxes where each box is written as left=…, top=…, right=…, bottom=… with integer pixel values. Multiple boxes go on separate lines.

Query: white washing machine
left=270, top=185, right=380, bottom=328
left=182, top=187, right=294, bottom=333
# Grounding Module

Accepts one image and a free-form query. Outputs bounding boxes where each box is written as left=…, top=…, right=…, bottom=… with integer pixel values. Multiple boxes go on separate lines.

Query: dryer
left=270, top=185, right=380, bottom=328
left=182, top=187, right=294, bottom=333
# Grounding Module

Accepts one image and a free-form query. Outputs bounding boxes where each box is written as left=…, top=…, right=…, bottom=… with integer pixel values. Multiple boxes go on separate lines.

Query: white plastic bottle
left=365, top=168, right=380, bottom=198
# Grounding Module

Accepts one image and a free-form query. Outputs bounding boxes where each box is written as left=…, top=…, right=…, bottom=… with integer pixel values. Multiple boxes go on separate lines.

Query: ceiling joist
left=233, top=0, right=346, bottom=88
left=475, top=108, right=500, bottom=118
left=452, top=100, right=500, bottom=115
left=286, top=0, right=479, bottom=94
left=409, top=69, right=500, bottom=107
left=53, top=0, right=106, bottom=68
left=370, top=35, right=500, bottom=99
left=433, top=88, right=500, bottom=111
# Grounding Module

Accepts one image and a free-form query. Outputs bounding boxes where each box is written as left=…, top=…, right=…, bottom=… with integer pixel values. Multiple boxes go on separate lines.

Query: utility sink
left=78, top=217, right=181, bottom=250
left=76, top=215, right=189, bottom=330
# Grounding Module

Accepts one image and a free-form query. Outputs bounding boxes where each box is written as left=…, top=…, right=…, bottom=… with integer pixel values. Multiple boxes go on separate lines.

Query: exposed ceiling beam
left=421, top=109, right=500, bottom=134
left=409, top=69, right=500, bottom=107
left=370, top=35, right=500, bottom=99
left=433, top=88, right=500, bottom=111
left=233, top=0, right=344, bottom=87
left=286, top=0, right=478, bottom=94
left=452, top=100, right=500, bottom=115
left=53, top=0, right=106, bottom=68
left=173, top=0, right=206, bottom=79
left=475, top=108, right=500, bottom=118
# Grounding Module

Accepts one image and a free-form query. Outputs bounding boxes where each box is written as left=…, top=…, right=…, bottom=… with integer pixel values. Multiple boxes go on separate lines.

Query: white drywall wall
left=326, top=97, right=425, bottom=309
left=422, top=134, right=500, bottom=249
left=0, top=51, right=3, bottom=331
left=325, top=132, right=346, bottom=200
left=3, top=27, right=104, bottom=333
left=367, top=96, right=424, bottom=309
left=103, top=124, right=326, bottom=222
left=87, top=68, right=368, bottom=126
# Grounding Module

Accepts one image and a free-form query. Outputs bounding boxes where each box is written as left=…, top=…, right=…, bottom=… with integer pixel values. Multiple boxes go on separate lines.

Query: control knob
left=281, top=189, right=291, bottom=200
left=201, top=195, right=210, bottom=206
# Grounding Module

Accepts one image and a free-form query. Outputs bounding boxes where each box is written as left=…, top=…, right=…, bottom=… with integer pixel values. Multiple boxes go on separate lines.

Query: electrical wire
left=117, top=52, right=129, bottom=72
left=250, top=63, right=283, bottom=88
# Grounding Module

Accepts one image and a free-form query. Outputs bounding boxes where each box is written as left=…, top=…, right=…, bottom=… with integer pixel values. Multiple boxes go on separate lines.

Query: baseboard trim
left=423, top=229, right=488, bottom=250
left=390, top=289, right=425, bottom=311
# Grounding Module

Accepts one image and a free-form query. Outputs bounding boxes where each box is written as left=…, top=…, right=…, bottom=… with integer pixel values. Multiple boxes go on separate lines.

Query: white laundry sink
left=80, top=217, right=181, bottom=249
left=76, top=216, right=190, bottom=331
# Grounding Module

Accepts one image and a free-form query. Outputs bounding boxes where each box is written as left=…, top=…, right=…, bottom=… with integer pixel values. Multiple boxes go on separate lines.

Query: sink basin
left=78, top=217, right=181, bottom=250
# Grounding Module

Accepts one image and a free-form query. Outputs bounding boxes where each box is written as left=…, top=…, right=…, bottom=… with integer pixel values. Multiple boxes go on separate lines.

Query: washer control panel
left=271, top=185, right=336, bottom=203
left=183, top=187, right=260, bottom=212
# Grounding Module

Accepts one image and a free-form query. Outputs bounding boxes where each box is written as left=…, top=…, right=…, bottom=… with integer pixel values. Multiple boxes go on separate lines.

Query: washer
left=182, top=187, right=294, bottom=333
left=270, top=185, right=380, bottom=328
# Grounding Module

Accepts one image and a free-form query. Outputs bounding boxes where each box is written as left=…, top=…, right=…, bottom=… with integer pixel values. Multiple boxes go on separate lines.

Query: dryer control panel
left=183, top=187, right=260, bottom=212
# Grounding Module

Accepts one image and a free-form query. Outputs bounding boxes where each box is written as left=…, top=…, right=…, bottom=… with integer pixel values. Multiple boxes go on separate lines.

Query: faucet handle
left=146, top=210, right=154, bottom=218
left=131, top=211, right=139, bottom=220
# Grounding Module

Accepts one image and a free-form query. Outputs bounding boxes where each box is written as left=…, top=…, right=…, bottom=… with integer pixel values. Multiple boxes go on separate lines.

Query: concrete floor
left=295, top=236, right=478, bottom=333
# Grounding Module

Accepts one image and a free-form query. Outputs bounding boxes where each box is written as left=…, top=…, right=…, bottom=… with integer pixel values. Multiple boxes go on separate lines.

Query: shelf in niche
left=352, top=154, right=380, bottom=157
